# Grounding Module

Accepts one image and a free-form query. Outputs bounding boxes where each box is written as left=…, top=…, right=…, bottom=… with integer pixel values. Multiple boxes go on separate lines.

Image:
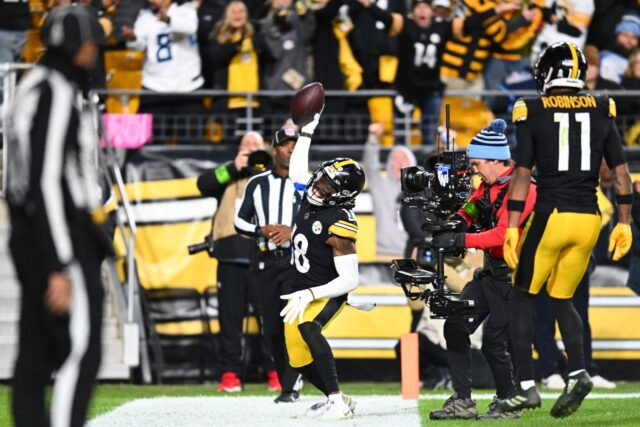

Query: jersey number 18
left=293, top=234, right=310, bottom=273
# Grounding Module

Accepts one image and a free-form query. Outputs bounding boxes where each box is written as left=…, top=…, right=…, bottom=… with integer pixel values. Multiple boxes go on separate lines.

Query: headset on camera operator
left=195, top=132, right=282, bottom=393
left=429, top=119, right=537, bottom=421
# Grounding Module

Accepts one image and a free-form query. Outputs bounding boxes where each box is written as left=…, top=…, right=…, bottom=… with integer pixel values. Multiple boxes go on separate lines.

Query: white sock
left=569, top=369, right=585, bottom=377
left=520, top=380, right=535, bottom=390
left=328, top=393, right=342, bottom=403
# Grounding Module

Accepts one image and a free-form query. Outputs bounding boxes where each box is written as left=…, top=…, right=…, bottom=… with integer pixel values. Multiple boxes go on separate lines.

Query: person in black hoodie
left=357, top=0, right=452, bottom=144
left=5, top=6, right=112, bottom=427
left=311, top=0, right=366, bottom=117
left=259, top=0, right=316, bottom=110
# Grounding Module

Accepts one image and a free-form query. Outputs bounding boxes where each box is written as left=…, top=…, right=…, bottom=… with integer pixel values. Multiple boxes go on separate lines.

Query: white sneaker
left=591, top=375, right=616, bottom=389
left=318, top=394, right=355, bottom=420
left=305, top=398, right=329, bottom=418
left=306, top=394, right=356, bottom=418
left=542, top=373, right=565, bottom=390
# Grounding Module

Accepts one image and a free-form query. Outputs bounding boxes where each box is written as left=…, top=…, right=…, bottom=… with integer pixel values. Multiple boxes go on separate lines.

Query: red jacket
left=458, top=165, right=536, bottom=259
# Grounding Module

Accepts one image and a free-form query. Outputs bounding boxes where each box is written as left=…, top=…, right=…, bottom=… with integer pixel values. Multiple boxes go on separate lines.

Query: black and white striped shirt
left=234, top=169, right=302, bottom=251
left=5, top=54, right=102, bottom=272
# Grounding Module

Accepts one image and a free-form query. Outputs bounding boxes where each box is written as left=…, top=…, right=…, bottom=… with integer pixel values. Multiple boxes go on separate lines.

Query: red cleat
left=217, top=372, right=242, bottom=392
left=267, top=370, right=282, bottom=392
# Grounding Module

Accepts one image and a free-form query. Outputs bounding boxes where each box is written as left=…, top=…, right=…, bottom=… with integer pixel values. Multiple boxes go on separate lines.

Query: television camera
left=392, top=105, right=475, bottom=319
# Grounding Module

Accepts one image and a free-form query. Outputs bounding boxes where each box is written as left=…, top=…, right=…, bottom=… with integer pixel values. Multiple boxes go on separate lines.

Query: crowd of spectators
left=2, top=0, right=640, bottom=144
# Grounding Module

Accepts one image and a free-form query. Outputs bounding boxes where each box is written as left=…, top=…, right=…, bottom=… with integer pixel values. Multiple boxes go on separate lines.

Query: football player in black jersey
left=279, top=111, right=366, bottom=420
left=498, top=42, right=633, bottom=418
left=358, top=0, right=452, bottom=143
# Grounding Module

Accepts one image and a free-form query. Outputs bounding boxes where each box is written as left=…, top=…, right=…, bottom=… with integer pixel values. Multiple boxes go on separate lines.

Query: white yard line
left=88, top=395, right=420, bottom=427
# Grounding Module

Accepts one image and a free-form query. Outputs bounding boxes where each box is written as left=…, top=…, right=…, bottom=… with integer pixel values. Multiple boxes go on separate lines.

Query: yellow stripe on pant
left=514, top=209, right=601, bottom=299
left=284, top=297, right=346, bottom=368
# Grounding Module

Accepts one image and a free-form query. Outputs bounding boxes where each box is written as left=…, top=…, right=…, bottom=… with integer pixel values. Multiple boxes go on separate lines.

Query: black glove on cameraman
left=432, top=214, right=468, bottom=249
left=432, top=231, right=465, bottom=250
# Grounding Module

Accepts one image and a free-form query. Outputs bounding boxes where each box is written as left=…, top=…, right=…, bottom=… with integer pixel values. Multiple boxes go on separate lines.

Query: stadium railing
left=87, top=87, right=640, bottom=147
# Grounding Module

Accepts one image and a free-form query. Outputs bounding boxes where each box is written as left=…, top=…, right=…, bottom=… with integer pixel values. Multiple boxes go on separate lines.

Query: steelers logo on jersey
left=312, top=220, right=322, bottom=235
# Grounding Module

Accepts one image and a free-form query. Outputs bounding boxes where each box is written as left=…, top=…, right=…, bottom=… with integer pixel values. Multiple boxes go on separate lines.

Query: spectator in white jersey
left=122, top=0, right=205, bottom=127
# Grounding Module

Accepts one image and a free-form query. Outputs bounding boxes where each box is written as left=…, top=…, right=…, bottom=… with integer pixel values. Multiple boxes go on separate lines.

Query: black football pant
left=216, top=262, right=274, bottom=375
left=252, top=255, right=301, bottom=392
left=10, top=228, right=104, bottom=427
left=444, top=272, right=515, bottom=399
left=534, top=269, right=598, bottom=378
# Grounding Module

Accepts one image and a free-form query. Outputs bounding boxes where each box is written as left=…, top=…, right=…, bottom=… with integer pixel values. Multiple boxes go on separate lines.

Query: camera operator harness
left=474, top=175, right=510, bottom=230
left=471, top=174, right=514, bottom=283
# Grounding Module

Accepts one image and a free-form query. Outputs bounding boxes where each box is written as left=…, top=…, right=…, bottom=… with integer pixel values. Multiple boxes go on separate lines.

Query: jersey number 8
left=156, top=33, right=172, bottom=62
left=293, top=234, right=310, bottom=273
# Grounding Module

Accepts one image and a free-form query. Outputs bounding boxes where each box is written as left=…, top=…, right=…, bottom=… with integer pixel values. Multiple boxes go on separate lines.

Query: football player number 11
left=554, top=112, right=591, bottom=172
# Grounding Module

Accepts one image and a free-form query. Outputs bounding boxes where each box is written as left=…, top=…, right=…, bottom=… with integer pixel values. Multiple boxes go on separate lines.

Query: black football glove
left=432, top=231, right=466, bottom=250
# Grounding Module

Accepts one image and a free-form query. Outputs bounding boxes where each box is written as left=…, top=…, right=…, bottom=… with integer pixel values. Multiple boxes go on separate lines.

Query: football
left=290, top=82, right=325, bottom=126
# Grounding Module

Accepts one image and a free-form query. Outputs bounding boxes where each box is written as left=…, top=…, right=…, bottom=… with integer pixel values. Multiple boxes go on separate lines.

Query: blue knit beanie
left=615, top=14, right=640, bottom=37
left=467, top=119, right=510, bottom=160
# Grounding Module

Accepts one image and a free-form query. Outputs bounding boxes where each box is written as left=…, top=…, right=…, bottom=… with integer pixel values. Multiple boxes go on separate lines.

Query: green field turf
left=1, top=382, right=639, bottom=426
left=419, top=396, right=640, bottom=426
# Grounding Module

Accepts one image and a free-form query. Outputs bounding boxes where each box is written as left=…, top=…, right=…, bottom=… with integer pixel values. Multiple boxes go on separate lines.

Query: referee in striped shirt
left=235, top=127, right=303, bottom=402
left=5, top=6, right=112, bottom=427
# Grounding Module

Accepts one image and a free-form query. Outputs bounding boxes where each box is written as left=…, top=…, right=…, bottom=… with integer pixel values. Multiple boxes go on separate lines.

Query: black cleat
left=478, top=396, right=523, bottom=420
left=494, top=386, right=541, bottom=412
left=550, top=371, right=593, bottom=418
left=274, top=390, right=300, bottom=403
left=429, top=394, right=478, bottom=420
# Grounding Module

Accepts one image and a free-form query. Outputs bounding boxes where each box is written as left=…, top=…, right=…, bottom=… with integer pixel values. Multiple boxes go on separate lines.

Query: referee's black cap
left=41, top=5, right=100, bottom=57
left=272, top=128, right=299, bottom=147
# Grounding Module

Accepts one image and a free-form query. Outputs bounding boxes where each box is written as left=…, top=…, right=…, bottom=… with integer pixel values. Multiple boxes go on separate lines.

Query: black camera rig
left=391, top=258, right=474, bottom=319
left=392, top=105, right=475, bottom=319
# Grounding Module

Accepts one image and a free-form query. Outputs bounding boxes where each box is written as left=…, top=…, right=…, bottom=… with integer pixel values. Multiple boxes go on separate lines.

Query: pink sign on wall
left=100, top=113, right=153, bottom=149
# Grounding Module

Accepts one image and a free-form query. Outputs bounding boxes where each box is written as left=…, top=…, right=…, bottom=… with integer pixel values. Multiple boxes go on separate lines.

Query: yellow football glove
left=608, top=223, right=632, bottom=261
left=503, top=227, right=520, bottom=270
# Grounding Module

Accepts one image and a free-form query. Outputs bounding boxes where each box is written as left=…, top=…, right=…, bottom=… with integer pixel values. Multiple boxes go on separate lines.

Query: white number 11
left=554, top=112, right=591, bottom=172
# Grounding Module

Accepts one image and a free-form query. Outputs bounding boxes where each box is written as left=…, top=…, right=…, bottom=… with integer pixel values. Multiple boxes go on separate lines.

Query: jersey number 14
left=554, top=112, right=591, bottom=172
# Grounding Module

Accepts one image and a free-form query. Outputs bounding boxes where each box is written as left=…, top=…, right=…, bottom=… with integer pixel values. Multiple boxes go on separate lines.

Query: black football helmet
left=306, top=158, right=366, bottom=207
left=534, top=41, right=587, bottom=93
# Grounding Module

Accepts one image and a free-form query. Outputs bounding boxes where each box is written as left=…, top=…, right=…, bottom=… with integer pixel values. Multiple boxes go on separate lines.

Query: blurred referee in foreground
left=5, top=6, right=112, bottom=426
left=235, top=127, right=304, bottom=403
